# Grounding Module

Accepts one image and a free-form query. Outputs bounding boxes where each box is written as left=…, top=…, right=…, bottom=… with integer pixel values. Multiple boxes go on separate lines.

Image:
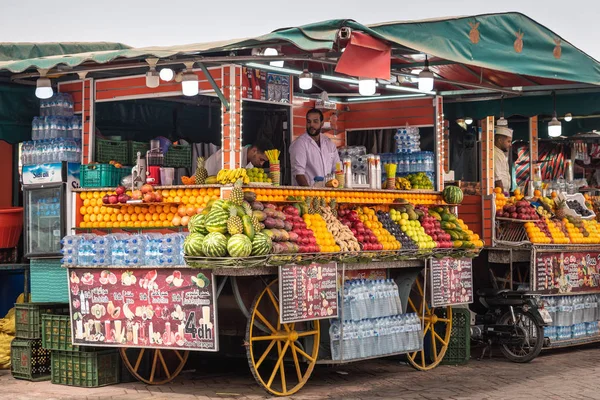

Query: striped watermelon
left=201, top=232, right=228, bottom=257
left=443, top=186, right=464, bottom=205
left=184, top=233, right=205, bottom=256
left=188, top=214, right=208, bottom=235
left=211, top=199, right=226, bottom=210
left=251, top=232, right=272, bottom=256
left=227, top=234, right=252, bottom=257
left=205, top=208, right=228, bottom=234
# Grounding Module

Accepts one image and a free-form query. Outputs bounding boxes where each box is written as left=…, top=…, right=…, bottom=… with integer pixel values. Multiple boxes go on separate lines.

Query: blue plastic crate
left=30, top=259, right=69, bottom=303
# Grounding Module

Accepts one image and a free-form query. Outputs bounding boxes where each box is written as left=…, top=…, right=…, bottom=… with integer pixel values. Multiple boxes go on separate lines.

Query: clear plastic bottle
left=329, top=320, right=341, bottom=360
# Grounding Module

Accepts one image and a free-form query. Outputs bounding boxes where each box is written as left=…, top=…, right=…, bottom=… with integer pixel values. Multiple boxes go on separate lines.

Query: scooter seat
left=477, top=288, right=511, bottom=297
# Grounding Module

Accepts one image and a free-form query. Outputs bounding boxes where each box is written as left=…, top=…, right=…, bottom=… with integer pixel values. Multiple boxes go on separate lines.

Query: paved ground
left=2, top=345, right=600, bottom=400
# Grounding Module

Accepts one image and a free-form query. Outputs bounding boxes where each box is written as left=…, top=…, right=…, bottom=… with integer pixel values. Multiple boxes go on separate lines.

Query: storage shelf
left=545, top=335, right=600, bottom=349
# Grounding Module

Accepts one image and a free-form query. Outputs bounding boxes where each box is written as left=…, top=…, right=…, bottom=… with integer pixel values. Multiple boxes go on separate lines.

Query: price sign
left=535, top=252, right=600, bottom=294
left=68, top=268, right=218, bottom=351
left=279, top=263, right=338, bottom=324
left=430, top=258, right=473, bottom=307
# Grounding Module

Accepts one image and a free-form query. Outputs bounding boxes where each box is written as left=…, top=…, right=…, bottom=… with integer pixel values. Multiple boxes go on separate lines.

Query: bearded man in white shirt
left=289, top=108, right=340, bottom=187
left=494, top=126, right=513, bottom=192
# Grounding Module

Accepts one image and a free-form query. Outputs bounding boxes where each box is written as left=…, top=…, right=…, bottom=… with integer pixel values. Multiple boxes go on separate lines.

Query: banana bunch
left=395, top=177, right=412, bottom=190
left=216, top=168, right=250, bottom=184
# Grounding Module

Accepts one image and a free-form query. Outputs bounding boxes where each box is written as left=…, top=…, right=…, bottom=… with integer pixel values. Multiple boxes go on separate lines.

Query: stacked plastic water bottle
left=330, top=279, right=423, bottom=360
left=61, top=232, right=186, bottom=267
left=544, top=295, right=600, bottom=342
left=394, top=127, right=421, bottom=153
left=21, top=92, right=82, bottom=166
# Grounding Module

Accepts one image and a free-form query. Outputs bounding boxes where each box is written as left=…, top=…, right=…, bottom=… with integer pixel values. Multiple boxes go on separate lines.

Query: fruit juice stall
left=445, top=77, right=600, bottom=347
left=5, top=12, right=592, bottom=394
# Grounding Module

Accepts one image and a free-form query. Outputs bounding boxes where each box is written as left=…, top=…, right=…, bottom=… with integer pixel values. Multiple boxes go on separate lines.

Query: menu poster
left=430, top=258, right=473, bottom=307
left=68, top=268, right=218, bottom=351
left=279, top=263, right=338, bottom=324
left=242, top=67, right=267, bottom=101
left=266, top=73, right=291, bottom=104
left=535, top=252, right=600, bottom=294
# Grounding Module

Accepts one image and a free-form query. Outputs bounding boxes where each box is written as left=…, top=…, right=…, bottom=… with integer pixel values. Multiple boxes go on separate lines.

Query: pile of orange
left=357, top=207, right=401, bottom=250
left=524, top=222, right=552, bottom=244
left=546, top=219, right=570, bottom=244
left=494, top=187, right=508, bottom=209
left=251, top=187, right=442, bottom=205
left=303, top=214, right=340, bottom=253
left=78, top=187, right=221, bottom=229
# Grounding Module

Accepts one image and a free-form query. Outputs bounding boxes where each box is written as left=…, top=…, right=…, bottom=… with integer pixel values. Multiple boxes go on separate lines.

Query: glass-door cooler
left=22, top=162, right=80, bottom=258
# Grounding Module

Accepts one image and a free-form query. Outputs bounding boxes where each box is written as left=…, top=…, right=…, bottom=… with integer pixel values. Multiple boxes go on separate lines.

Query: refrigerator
left=22, top=162, right=80, bottom=258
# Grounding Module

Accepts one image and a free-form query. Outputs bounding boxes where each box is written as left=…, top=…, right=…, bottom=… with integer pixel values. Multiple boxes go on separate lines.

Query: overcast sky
left=2, top=0, right=599, bottom=60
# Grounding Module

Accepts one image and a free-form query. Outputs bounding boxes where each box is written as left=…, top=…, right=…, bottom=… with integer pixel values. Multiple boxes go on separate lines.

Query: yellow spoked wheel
left=120, top=348, right=189, bottom=384
left=406, top=270, right=453, bottom=371
left=246, top=279, right=320, bottom=397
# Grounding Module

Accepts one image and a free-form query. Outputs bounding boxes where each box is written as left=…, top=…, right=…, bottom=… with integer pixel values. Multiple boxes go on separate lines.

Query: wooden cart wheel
left=406, top=270, right=453, bottom=371
left=246, top=279, right=320, bottom=396
left=120, top=348, right=189, bottom=385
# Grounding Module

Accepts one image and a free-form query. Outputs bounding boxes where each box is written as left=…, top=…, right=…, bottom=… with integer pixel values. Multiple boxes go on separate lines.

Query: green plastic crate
left=441, top=307, right=471, bottom=365
left=164, top=145, right=192, bottom=168
left=30, top=259, right=70, bottom=303
left=51, top=350, right=120, bottom=387
left=11, top=338, right=51, bottom=381
left=128, top=141, right=150, bottom=165
left=95, top=138, right=128, bottom=165
left=80, top=164, right=117, bottom=188
left=115, top=166, right=131, bottom=186
left=42, top=314, right=96, bottom=352
left=15, top=303, right=70, bottom=339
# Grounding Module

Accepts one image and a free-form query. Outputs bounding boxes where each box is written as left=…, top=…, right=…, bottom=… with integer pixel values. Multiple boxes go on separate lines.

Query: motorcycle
left=470, top=288, right=551, bottom=363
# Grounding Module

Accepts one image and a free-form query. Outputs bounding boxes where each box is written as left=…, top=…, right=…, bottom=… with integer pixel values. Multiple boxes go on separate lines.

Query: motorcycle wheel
left=497, top=310, right=544, bottom=363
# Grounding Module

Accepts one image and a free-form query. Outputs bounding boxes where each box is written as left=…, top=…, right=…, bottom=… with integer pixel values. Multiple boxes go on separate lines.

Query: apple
left=141, top=184, right=153, bottom=194
left=102, top=194, right=110, bottom=205
left=109, top=194, right=119, bottom=204
left=143, top=193, right=154, bottom=203
left=131, top=190, right=142, bottom=200
left=117, top=194, right=129, bottom=204
left=115, top=186, right=126, bottom=196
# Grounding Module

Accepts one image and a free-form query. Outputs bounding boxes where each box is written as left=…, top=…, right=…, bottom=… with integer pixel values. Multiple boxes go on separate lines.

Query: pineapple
left=330, top=199, right=338, bottom=217
left=227, top=208, right=243, bottom=235
left=229, top=179, right=244, bottom=206
left=242, top=201, right=253, bottom=217
left=195, top=157, right=208, bottom=184
left=305, top=196, right=314, bottom=214
left=555, top=199, right=567, bottom=220
left=251, top=215, right=262, bottom=232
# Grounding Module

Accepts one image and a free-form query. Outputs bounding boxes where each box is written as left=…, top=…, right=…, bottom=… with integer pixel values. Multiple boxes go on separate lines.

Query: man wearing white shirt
left=494, top=126, right=513, bottom=191
left=289, top=108, right=340, bottom=186
left=204, top=138, right=273, bottom=176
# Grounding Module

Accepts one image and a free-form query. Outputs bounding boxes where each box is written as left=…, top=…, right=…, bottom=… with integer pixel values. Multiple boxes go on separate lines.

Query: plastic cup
left=160, top=167, right=175, bottom=186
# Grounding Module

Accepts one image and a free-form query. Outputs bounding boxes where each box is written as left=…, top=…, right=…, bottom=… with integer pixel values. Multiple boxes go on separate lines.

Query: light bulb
left=159, top=68, right=174, bottom=82
left=496, top=117, right=508, bottom=127
left=358, top=78, right=376, bottom=96
left=465, top=117, right=473, bottom=125
left=298, top=70, right=313, bottom=90
left=35, top=77, right=53, bottom=99
left=418, top=69, right=434, bottom=92
left=263, top=48, right=283, bottom=67
left=548, top=116, right=562, bottom=137
left=564, top=113, right=573, bottom=122
left=146, top=69, right=159, bottom=88
left=181, top=72, right=198, bottom=96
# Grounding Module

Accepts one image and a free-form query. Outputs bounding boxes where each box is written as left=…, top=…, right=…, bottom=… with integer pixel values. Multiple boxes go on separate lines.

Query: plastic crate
left=128, top=141, right=150, bottom=165
left=164, top=145, right=192, bottom=168
left=15, top=302, right=70, bottom=339
left=95, top=138, right=128, bottom=165
left=42, top=314, right=96, bottom=352
left=11, top=338, right=51, bottom=381
left=51, top=350, right=120, bottom=387
left=30, top=259, right=70, bottom=303
left=441, top=307, right=471, bottom=365
left=80, top=164, right=118, bottom=188
left=114, top=166, right=130, bottom=186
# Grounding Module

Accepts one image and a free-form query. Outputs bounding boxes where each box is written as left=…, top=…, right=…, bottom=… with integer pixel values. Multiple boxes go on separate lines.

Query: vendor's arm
left=290, top=143, right=310, bottom=187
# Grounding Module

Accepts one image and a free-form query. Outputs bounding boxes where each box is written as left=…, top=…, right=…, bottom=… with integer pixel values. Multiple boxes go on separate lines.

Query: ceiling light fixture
left=35, top=69, right=53, bottom=99
left=465, top=117, right=473, bottom=125
left=564, top=113, right=573, bottom=122
left=548, top=91, right=562, bottom=137
left=145, top=58, right=160, bottom=88
left=418, top=55, right=434, bottom=92
left=358, top=78, right=377, bottom=96
left=298, top=69, right=313, bottom=90
left=497, top=96, right=508, bottom=127
left=181, top=62, right=198, bottom=96
left=263, top=48, right=284, bottom=68
left=159, top=68, right=174, bottom=82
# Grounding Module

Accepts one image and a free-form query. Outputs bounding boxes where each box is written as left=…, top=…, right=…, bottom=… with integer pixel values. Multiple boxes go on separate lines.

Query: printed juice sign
left=68, top=268, right=218, bottom=351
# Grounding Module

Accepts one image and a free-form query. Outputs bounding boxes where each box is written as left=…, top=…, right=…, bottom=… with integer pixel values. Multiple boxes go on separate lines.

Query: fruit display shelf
left=103, top=202, right=181, bottom=208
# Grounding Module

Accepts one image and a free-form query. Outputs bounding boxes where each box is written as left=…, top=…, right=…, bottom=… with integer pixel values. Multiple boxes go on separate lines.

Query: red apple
left=102, top=194, right=110, bottom=205
left=115, top=186, right=126, bottom=196
left=108, top=195, right=118, bottom=204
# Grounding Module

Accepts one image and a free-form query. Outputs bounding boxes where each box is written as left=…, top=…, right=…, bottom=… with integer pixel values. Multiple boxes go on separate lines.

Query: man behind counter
left=204, top=138, right=273, bottom=176
left=494, top=126, right=513, bottom=192
left=289, top=108, right=340, bottom=186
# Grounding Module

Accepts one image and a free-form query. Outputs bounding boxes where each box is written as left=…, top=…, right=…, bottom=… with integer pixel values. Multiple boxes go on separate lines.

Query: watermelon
left=201, top=232, right=228, bottom=257
left=227, top=234, right=252, bottom=257
left=251, top=232, right=272, bottom=256
left=184, top=233, right=205, bottom=256
left=205, top=208, right=229, bottom=234
left=211, top=199, right=226, bottom=210
left=221, top=200, right=235, bottom=213
left=443, top=185, right=464, bottom=205
left=242, top=215, right=255, bottom=240
left=188, top=214, right=208, bottom=235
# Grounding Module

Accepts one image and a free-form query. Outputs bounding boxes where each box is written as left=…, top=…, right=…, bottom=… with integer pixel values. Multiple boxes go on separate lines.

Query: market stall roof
left=1, top=12, right=599, bottom=100
left=0, top=42, right=131, bottom=62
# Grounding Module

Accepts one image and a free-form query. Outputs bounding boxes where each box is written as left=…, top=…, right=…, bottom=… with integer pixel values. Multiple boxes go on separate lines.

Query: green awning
left=0, top=42, right=130, bottom=62
left=1, top=13, right=599, bottom=87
